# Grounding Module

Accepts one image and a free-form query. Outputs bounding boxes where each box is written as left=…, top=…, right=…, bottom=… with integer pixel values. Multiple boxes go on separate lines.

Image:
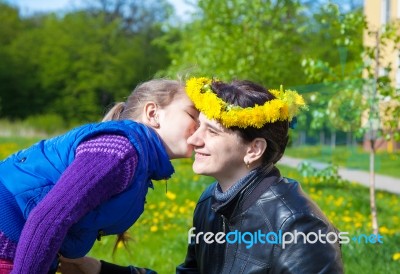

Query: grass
left=1, top=139, right=399, bottom=273
left=0, top=136, right=43, bottom=159
left=285, top=145, right=400, bottom=178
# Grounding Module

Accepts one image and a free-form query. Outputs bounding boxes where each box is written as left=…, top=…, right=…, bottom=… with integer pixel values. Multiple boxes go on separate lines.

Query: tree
left=363, top=21, right=400, bottom=236
left=1, top=0, right=173, bottom=123
left=162, top=0, right=308, bottom=87
left=300, top=3, right=365, bottom=147
left=0, top=2, right=40, bottom=119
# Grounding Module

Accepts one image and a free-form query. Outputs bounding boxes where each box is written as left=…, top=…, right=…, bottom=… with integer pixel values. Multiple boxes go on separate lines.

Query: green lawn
left=285, top=145, right=400, bottom=178
left=1, top=140, right=399, bottom=273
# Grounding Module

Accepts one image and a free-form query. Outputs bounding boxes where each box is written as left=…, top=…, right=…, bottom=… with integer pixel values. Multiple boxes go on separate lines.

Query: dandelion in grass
left=342, top=216, right=352, bottom=223
left=392, top=252, right=400, bottom=261
left=148, top=204, right=156, bottom=210
left=166, top=192, right=176, bottom=200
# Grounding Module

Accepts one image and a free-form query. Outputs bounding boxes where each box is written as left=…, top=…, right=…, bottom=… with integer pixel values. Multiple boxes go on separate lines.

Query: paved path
left=279, top=156, right=400, bottom=195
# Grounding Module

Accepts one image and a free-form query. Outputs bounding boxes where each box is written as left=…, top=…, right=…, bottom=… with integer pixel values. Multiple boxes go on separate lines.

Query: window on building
left=381, top=0, right=391, bottom=24
left=398, top=0, right=400, bottom=18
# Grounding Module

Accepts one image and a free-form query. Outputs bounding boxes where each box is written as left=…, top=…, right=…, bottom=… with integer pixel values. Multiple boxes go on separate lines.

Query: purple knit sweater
left=1, top=134, right=138, bottom=273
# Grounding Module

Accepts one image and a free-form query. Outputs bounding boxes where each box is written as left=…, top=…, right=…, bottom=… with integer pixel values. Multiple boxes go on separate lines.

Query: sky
left=6, top=0, right=194, bottom=18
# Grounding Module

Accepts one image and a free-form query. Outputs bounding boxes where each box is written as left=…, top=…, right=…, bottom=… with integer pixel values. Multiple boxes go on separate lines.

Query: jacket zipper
left=218, top=214, right=228, bottom=273
left=222, top=215, right=227, bottom=233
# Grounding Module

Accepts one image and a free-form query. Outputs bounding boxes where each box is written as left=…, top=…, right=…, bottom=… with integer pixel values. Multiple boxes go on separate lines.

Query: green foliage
left=0, top=116, right=66, bottom=138
left=23, top=114, right=66, bottom=135
left=300, top=3, right=366, bottom=136
left=297, top=161, right=346, bottom=185
left=0, top=1, right=172, bottom=123
left=162, top=0, right=308, bottom=87
left=363, top=21, right=400, bottom=141
left=327, top=88, right=365, bottom=132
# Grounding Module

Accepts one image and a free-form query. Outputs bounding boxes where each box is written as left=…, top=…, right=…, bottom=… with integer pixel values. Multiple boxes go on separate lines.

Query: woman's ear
left=143, top=102, right=160, bottom=128
left=244, top=138, right=267, bottom=165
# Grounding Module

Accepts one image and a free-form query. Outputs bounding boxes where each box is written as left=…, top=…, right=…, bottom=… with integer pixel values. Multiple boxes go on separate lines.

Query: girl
left=0, top=79, right=199, bottom=274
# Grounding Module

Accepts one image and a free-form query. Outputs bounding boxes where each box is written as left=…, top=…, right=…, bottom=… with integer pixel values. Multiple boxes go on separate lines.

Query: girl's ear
left=243, top=138, right=267, bottom=165
left=143, top=102, right=160, bottom=128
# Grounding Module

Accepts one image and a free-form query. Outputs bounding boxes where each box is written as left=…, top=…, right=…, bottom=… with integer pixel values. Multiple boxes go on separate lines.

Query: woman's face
left=157, top=91, right=199, bottom=159
left=187, top=113, right=251, bottom=184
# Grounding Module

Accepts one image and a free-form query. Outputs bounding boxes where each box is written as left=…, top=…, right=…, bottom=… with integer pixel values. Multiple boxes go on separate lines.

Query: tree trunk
left=320, top=130, right=325, bottom=146
left=330, top=131, right=336, bottom=149
left=369, top=30, right=380, bottom=237
left=346, top=131, right=352, bottom=147
left=369, top=138, right=379, bottom=236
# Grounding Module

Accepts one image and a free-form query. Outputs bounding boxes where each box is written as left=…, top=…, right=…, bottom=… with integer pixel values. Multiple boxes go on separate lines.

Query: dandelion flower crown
left=185, top=77, right=307, bottom=129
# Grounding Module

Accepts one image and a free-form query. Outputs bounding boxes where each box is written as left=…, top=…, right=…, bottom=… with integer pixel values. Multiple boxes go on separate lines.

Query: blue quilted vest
left=0, top=120, right=174, bottom=258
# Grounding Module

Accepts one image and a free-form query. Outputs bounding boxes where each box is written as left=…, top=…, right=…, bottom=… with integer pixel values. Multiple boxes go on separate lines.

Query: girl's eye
left=186, top=112, right=196, bottom=120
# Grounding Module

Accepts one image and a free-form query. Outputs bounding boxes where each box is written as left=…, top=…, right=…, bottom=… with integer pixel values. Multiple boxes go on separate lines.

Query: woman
left=177, top=77, right=343, bottom=273
left=59, top=77, right=344, bottom=273
left=0, top=79, right=199, bottom=274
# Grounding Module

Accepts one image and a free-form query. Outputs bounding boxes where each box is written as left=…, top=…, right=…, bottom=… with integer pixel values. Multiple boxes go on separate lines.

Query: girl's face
left=156, top=92, right=199, bottom=159
left=187, top=113, right=251, bottom=185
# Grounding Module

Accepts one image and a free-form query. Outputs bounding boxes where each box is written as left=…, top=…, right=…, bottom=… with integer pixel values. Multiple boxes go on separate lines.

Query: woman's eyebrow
left=203, top=121, right=223, bottom=132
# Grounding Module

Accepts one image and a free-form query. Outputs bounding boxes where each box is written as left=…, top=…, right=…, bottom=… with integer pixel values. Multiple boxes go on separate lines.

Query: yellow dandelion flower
left=392, top=252, right=400, bottom=261
left=342, top=216, right=352, bottom=223
left=117, top=241, right=124, bottom=249
left=150, top=226, right=158, bottom=232
left=334, top=197, right=344, bottom=207
left=188, top=201, right=196, bottom=208
left=379, top=226, right=390, bottom=235
left=166, top=192, right=176, bottom=200
left=185, top=77, right=306, bottom=129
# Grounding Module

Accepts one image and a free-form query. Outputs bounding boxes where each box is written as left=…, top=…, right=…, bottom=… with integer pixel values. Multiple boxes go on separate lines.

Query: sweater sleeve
left=11, top=134, right=138, bottom=274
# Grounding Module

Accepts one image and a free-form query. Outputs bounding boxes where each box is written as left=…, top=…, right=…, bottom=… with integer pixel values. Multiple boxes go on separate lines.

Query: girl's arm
left=12, top=134, right=138, bottom=274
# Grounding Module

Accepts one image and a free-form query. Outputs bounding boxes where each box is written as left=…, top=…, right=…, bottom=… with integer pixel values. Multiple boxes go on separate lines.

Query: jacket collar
left=212, top=164, right=280, bottom=218
left=129, top=122, right=175, bottom=181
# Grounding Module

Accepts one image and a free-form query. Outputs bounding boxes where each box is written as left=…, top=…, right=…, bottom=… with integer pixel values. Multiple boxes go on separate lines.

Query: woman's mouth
left=194, top=151, right=209, bottom=159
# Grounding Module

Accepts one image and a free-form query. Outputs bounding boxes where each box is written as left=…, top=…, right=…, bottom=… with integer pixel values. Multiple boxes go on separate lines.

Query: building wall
left=363, top=0, right=400, bottom=152
left=364, top=0, right=399, bottom=88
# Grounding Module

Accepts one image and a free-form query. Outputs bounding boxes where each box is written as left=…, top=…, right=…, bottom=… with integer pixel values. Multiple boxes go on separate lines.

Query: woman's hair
left=211, top=80, right=289, bottom=164
left=102, top=79, right=184, bottom=122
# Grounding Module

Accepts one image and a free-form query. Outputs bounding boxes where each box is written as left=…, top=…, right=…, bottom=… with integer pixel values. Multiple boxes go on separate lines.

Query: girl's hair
left=102, top=79, right=185, bottom=122
left=211, top=80, right=289, bottom=164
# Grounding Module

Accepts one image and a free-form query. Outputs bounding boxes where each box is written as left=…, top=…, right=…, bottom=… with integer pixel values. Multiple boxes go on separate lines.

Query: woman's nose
left=187, top=128, right=203, bottom=146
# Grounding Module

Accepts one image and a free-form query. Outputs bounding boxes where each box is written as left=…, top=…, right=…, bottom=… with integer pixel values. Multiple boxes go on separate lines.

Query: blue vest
left=0, top=120, right=174, bottom=258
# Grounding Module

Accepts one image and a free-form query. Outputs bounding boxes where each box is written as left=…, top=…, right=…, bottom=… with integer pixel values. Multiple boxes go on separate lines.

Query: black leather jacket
left=177, top=168, right=344, bottom=274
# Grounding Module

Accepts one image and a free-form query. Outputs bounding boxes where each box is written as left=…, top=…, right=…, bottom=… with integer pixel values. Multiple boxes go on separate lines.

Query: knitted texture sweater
left=0, top=134, right=138, bottom=273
